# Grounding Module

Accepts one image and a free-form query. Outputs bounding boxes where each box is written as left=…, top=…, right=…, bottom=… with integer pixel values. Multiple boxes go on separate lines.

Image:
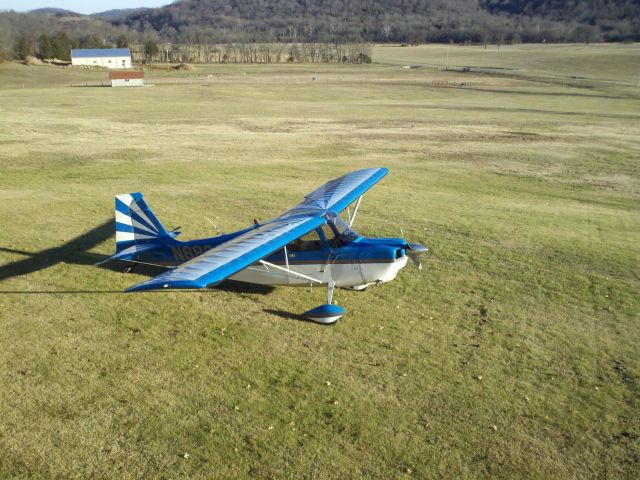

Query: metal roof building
left=71, top=48, right=131, bottom=69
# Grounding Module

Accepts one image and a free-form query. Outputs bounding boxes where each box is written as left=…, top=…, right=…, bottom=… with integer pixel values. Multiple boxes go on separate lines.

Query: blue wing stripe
left=327, top=168, right=387, bottom=213
left=126, top=215, right=326, bottom=291
left=282, top=167, right=388, bottom=217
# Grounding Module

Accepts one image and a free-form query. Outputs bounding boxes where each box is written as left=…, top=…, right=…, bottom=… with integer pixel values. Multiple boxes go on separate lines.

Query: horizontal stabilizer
left=95, top=242, right=161, bottom=266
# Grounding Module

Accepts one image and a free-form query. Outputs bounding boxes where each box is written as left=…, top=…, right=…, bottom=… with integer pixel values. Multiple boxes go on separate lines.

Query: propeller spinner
left=407, top=243, right=428, bottom=270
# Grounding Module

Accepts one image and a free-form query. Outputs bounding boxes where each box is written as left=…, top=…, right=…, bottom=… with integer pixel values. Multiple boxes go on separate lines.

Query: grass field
left=374, top=43, right=640, bottom=84
left=0, top=44, right=639, bottom=479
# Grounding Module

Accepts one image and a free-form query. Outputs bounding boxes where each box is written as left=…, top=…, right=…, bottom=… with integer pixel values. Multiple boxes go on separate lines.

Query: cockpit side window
left=321, top=224, right=342, bottom=248
left=286, top=230, right=323, bottom=252
left=331, top=215, right=358, bottom=244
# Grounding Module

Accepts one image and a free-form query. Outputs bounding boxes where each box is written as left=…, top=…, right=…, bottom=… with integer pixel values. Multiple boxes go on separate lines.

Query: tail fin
left=115, top=193, right=170, bottom=252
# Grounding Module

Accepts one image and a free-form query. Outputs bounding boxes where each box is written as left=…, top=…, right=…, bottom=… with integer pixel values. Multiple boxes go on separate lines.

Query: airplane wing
left=125, top=167, right=388, bottom=292
left=281, top=167, right=388, bottom=217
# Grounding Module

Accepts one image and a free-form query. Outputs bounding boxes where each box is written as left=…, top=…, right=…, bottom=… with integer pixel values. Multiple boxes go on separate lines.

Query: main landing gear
left=303, top=280, right=346, bottom=324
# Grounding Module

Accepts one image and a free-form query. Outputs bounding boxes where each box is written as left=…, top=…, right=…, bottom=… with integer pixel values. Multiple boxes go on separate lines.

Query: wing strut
left=259, top=260, right=322, bottom=284
left=327, top=280, right=335, bottom=304
left=349, top=195, right=363, bottom=227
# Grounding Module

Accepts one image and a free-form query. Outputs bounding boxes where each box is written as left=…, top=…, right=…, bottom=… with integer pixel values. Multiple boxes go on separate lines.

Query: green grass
left=0, top=44, right=639, bottom=479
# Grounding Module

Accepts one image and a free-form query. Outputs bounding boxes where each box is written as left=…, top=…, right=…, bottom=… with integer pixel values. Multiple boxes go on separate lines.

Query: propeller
left=407, top=243, right=428, bottom=270
left=401, top=227, right=428, bottom=270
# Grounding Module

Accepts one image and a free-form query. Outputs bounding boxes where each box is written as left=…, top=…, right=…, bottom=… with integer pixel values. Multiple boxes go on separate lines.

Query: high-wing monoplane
left=99, top=168, right=427, bottom=323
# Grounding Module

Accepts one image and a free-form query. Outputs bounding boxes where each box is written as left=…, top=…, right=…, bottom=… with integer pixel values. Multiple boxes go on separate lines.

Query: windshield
left=327, top=213, right=359, bottom=244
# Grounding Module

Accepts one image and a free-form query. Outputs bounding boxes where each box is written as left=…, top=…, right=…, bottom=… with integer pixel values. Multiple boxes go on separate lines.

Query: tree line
left=0, top=10, right=131, bottom=61
left=1, top=0, right=638, bottom=62
left=132, top=42, right=372, bottom=64
left=13, top=31, right=131, bottom=61
left=0, top=11, right=373, bottom=64
left=8, top=31, right=372, bottom=65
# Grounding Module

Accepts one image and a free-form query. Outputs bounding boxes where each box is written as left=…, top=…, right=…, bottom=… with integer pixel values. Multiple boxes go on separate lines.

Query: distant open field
left=374, top=43, right=640, bottom=85
left=0, top=44, right=639, bottom=479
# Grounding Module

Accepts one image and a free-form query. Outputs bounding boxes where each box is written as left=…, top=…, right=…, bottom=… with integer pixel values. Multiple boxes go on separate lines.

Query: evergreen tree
left=38, top=33, right=53, bottom=59
left=15, top=35, right=31, bottom=60
left=53, top=31, right=71, bottom=60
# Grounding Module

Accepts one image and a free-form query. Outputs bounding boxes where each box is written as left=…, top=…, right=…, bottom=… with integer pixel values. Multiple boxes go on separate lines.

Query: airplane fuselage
left=232, top=236, right=409, bottom=288
left=133, top=220, right=410, bottom=290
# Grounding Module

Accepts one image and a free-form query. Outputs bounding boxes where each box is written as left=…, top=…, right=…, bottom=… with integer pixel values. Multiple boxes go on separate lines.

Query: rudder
left=115, top=193, right=169, bottom=252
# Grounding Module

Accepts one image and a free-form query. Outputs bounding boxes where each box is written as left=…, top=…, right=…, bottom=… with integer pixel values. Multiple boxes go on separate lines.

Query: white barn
left=71, top=48, right=131, bottom=69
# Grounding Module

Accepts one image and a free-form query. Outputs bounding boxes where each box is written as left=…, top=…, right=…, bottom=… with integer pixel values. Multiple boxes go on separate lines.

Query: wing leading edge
left=125, top=167, right=388, bottom=292
left=281, top=167, right=388, bottom=217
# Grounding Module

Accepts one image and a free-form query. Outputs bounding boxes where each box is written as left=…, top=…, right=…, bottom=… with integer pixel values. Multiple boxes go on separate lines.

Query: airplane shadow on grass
left=0, top=219, right=116, bottom=289
left=263, top=309, right=318, bottom=324
left=0, top=218, right=274, bottom=296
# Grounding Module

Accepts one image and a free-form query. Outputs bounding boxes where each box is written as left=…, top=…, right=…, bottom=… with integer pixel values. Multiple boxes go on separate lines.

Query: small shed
left=71, top=48, right=131, bottom=69
left=109, top=71, right=144, bottom=87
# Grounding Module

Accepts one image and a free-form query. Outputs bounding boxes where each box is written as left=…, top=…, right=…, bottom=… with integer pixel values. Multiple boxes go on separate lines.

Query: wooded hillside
left=1, top=0, right=638, bottom=62
left=116, top=0, right=640, bottom=43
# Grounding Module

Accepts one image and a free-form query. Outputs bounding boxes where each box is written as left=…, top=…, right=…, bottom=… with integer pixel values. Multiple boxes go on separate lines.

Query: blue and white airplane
left=101, top=168, right=427, bottom=323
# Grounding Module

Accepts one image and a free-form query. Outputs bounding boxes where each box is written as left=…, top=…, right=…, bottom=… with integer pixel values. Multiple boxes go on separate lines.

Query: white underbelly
left=229, top=263, right=329, bottom=286
left=362, top=256, right=408, bottom=284
left=229, top=257, right=407, bottom=288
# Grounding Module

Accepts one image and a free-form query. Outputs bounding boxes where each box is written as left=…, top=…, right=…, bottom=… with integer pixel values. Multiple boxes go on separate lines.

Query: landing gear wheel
left=303, top=280, right=346, bottom=324
left=304, top=304, right=346, bottom=324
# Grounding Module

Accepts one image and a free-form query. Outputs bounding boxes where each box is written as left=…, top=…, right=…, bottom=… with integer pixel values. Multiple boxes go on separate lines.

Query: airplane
left=99, top=168, right=427, bottom=324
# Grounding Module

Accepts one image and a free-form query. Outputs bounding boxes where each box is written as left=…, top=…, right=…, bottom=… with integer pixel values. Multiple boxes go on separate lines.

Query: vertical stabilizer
left=114, top=193, right=169, bottom=252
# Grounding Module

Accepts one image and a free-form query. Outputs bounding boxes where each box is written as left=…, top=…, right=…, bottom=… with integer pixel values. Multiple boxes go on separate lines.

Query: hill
left=91, top=8, right=150, bottom=20
left=28, top=7, right=81, bottom=17
left=480, top=0, right=640, bottom=40
left=1, top=0, right=639, bottom=61
left=114, top=0, right=640, bottom=43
